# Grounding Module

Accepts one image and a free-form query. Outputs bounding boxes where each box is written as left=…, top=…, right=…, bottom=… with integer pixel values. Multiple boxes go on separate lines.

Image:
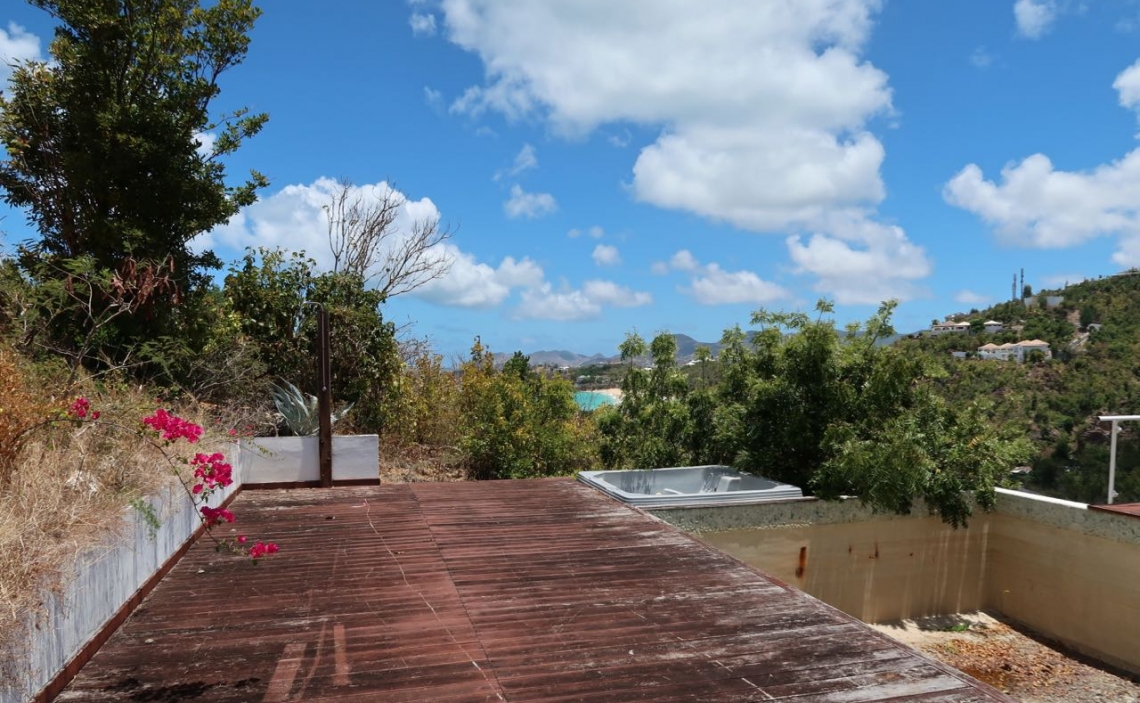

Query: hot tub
left=577, top=465, right=803, bottom=507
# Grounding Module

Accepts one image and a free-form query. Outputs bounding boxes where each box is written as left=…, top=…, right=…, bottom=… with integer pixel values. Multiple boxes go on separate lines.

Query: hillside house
left=930, top=320, right=970, bottom=335
left=983, top=320, right=1004, bottom=333
left=976, top=339, right=1052, bottom=362
left=1024, top=295, right=1065, bottom=309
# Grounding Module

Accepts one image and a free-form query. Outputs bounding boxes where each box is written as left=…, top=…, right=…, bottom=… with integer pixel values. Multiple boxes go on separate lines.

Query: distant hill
left=494, top=334, right=727, bottom=368
left=497, top=328, right=907, bottom=369
left=526, top=350, right=611, bottom=367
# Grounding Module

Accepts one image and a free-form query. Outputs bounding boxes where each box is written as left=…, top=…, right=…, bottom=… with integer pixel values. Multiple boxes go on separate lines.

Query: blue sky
left=4, top=0, right=1140, bottom=358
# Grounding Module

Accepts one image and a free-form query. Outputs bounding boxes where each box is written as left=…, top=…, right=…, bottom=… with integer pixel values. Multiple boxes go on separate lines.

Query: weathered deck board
left=1090, top=501, right=1140, bottom=518
left=56, top=479, right=1011, bottom=702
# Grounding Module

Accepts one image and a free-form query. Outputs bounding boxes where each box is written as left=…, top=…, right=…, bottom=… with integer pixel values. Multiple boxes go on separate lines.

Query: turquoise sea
left=574, top=391, right=618, bottom=411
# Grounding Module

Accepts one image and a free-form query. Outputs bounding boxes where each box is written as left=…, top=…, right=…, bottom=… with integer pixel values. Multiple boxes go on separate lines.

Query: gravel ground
left=872, top=613, right=1140, bottom=703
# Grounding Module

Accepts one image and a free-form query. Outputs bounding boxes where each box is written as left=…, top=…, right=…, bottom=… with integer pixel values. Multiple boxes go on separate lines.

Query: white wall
left=2, top=474, right=240, bottom=703
left=238, top=435, right=379, bottom=484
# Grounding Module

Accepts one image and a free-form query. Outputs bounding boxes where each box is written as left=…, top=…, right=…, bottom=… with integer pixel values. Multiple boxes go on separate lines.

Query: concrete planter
left=238, top=435, right=379, bottom=484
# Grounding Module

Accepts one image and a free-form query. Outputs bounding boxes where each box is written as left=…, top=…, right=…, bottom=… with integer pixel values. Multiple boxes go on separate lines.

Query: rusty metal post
left=317, top=307, right=333, bottom=487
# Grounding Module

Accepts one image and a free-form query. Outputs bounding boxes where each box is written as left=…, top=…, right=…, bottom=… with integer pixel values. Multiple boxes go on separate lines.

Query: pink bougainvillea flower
left=200, top=506, right=235, bottom=527
left=190, top=452, right=233, bottom=493
left=69, top=397, right=90, bottom=419
left=142, top=409, right=203, bottom=443
left=237, top=535, right=247, bottom=544
left=248, top=541, right=279, bottom=560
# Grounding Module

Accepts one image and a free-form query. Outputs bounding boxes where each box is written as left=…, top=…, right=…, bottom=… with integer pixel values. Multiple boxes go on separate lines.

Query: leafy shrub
left=383, top=340, right=462, bottom=449
left=458, top=339, right=598, bottom=480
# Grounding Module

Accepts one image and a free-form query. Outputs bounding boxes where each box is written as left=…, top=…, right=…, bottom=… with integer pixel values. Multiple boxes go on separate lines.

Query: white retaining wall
left=1, top=469, right=240, bottom=703
left=4, top=434, right=380, bottom=702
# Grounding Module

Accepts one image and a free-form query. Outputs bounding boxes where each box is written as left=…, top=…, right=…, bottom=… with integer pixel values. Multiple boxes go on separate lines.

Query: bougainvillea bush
left=0, top=361, right=275, bottom=676
left=132, top=402, right=277, bottom=560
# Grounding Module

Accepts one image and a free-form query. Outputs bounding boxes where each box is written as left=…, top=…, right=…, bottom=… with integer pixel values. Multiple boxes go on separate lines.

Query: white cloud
left=424, top=86, right=444, bottom=111
left=1114, top=59, right=1140, bottom=114
left=516, top=287, right=599, bottom=321
left=582, top=280, right=652, bottom=307
left=567, top=225, right=604, bottom=239
left=514, top=279, right=652, bottom=321
left=592, top=244, right=621, bottom=266
left=511, top=143, right=537, bottom=173
left=504, top=184, right=557, bottom=218
left=970, top=47, right=993, bottom=69
left=495, top=143, right=537, bottom=180
left=608, top=129, right=631, bottom=148
left=631, top=125, right=886, bottom=232
left=669, top=249, right=700, bottom=272
left=657, top=249, right=789, bottom=305
left=200, top=177, right=656, bottom=315
left=954, top=289, right=991, bottom=306
left=200, top=177, right=542, bottom=308
left=1014, top=0, right=1057, bottom=38
left=409, top=13, right=437, bottom=36
left=416, top=250, right=543, bottom=308
left=945, top=151, right=1140, bottom=261
left=785, top=214, right=930, bottom=304
left=192, top=131, right=216, bottom=158
left=688, top=265, right=790, bottom=306
left=438, top=0, right=930, bottom=301
left=0, top=22, right=44, bottom=85
left=946, top=61, right=1140, bottom=267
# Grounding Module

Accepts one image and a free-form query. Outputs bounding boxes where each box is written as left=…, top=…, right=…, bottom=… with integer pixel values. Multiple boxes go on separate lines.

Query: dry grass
left=0, top=355, right=250, bottom=680
left=378, top=440, right=467, bottom=483
left=0, top=348, right=58, bottom=486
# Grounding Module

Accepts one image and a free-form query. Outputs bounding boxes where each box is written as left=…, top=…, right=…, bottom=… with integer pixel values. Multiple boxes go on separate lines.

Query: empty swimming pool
left=578, top=465, right=803, bottom=507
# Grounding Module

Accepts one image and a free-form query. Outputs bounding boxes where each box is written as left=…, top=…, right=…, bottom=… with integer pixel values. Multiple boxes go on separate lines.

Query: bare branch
left=325, top=179, right=454, bottom=299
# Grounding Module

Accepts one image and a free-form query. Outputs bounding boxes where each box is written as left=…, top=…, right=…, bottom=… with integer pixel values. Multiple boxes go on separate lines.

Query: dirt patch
left=872, top=612, right=1140, bottom=703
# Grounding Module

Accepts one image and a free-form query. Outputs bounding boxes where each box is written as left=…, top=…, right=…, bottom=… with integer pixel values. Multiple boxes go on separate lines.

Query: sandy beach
left=592, top=387, right=624, bottom=402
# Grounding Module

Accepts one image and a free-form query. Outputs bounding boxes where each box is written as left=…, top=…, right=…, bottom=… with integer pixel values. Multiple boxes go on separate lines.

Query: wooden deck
left=1090, top=501, right=1140, bottom=518
left=57, top=479, right=1011, bottom=702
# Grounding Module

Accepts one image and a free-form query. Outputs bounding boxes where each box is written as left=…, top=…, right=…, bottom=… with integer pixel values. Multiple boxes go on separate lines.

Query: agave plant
left=270, top=381, right=354, bottom=436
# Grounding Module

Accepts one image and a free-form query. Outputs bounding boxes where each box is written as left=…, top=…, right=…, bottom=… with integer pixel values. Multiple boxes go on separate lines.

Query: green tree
left=1080, top=305, right=1097, bottom=328
left=223, top=248, right=314, bottom=380
left=308, top=271, right=399, bottom=433
left=222, top=248, right=400, bottom=433
left=459, top=338, right=596, bottom=480
left=598, top=332, right=696, bottom=469
left=0, top=0, right=268, bottom=369
left=722, top=301, right=1030, bottom=526
left=503, top=351, right=531, bottom=380
left=383, top=340, right=461, bottom=448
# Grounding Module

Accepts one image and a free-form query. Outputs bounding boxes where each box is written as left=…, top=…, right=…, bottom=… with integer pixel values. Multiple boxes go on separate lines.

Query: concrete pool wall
left=649, top=488, right=1140, bottom=676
